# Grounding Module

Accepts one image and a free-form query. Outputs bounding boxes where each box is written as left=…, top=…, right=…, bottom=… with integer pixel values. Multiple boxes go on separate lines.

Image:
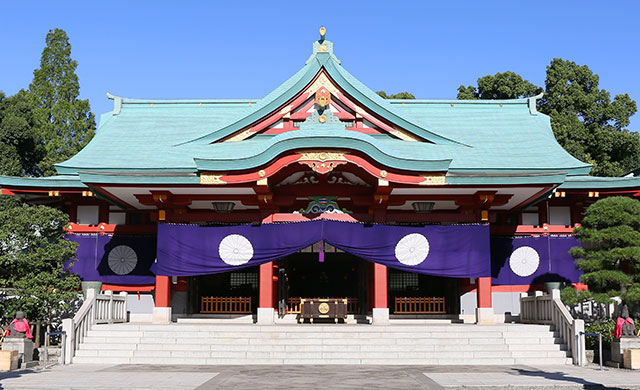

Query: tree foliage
left=539, top=59, right=639, bottom=176
left=0, top=90, right=43, bottom=176
left=457, top=71, right=542, bottom=100
left=0, top=196, right=80, bottom=326
left=570, top=197, right=640, bottom=305
left=29, top=28, right=95, bottom=176
left=457, top=59, right=639, bottom=177
left=377, top=91, right=416, bottom=99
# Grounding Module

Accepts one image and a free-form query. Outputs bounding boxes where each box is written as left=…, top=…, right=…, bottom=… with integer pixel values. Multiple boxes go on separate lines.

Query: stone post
left=61, top=318, right=73, bottom=364
left=104, top=290, right=114, bottom=323
left=119, top=291, right=129, bottom=322
left=573, top=319, right=586, bottom=366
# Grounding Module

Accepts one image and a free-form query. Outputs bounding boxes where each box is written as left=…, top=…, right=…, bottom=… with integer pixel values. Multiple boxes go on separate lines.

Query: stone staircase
left=72, top=323, right=572, bottom=365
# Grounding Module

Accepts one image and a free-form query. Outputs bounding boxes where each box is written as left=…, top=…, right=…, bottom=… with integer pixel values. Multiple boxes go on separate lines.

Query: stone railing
left=62, top=289, right=128, bottom=364
left=520, top=290, right=586, bottom=365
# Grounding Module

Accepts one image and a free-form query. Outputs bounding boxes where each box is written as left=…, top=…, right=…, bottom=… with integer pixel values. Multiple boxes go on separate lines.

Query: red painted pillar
left=477, top=277, right=492, bottom=308
left=259, top=262, right=273, bottom=308
left=373, top=263, right=388, bottom=308
left=155, top=275, right=171, bottom=307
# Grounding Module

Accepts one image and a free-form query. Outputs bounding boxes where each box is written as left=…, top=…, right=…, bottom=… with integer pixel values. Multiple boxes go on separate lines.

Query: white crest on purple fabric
left=509, top=246, right=540, bottom=277
left=108, top=245, right=138, bottom=275
left=218, top=234, right=254, bottom=266
left=395, top=233, right=430, bottom=266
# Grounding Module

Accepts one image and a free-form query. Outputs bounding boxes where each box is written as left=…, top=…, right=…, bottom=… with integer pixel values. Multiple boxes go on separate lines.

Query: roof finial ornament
left=306, top=26, right=340, bottom=64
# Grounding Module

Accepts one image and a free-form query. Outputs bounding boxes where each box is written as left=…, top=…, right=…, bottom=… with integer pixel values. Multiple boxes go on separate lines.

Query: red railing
left=394, top=297, right=446, bottom=314
left=200, top=297, right=252, bottom=313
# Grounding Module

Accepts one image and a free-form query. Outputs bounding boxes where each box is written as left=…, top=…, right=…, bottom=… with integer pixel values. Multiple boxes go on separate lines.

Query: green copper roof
left=40, top=32, right=594, bottom=188
left=559, top=175, right=640, bottom=190
left=0, top=175, right=86, bottom=188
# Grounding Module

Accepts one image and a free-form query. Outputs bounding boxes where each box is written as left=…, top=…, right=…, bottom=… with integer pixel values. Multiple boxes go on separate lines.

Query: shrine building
left=2, top=28, right=640, bottom=325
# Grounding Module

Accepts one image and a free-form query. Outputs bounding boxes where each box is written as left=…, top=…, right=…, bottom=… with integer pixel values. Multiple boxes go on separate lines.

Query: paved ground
left=2, top=364, right=640, bottom=389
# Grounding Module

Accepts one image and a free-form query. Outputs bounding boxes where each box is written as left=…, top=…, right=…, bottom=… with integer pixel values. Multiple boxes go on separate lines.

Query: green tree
left=569, top=197, right=640, bottom=305
left=0, top=196, right=80, bottom=334
left=0, top=90, right=44, bottom=176
left=377, top=91, right=416, bottom=99
left=29, top=28, right=95, bottom=176
left=539, top=59, right=639, bottom=177
left=457, top=60, right=639, bottom=177
left=457, top=71, right=542, bottom=100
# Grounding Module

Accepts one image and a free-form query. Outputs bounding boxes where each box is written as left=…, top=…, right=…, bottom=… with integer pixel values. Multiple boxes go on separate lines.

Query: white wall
left=77, top=205, right=99, bottom=225
left=549, top=206, right=571, bottom=226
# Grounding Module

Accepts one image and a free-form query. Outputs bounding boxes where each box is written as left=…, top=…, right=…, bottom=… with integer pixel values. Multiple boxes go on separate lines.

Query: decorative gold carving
left=298, top=151, right=348, bottom=162
left=318, top=302, right=330, bottom=314
left=258, top=169, right=266, bottom=178
left=200, top=174, right=227, bottom=185
left=318, top=44, right=328, bottom=52
left=304, top=73, right=340, bottom=96
left=320, top=26, right=326, bottom=36
left=380, top=170, right=387, bottom=178
left=318, top=114, right=327, bottom=123
left=315, top=86, right=332, bottom=107
left=297, top=151, right=349, bottom=174
left=419, top=175, right=446, bottom=185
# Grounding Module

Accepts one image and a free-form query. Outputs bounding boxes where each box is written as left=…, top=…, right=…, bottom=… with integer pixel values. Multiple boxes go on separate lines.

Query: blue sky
left=1, top=1, right=639, bottom=129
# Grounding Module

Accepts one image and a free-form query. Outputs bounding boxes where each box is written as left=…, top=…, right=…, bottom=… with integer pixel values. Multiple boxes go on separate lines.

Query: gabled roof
left=46, top=30, right=591, bottom=183
left=180, top=46, right=463, bottom=146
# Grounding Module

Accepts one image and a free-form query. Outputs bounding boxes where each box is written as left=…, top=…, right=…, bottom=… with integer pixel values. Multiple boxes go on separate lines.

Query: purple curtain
left=66, top=234, right=156, bottom=285
left=152, top=221, right=491, bottom=278
left=491, top=235, right=582, bottom=285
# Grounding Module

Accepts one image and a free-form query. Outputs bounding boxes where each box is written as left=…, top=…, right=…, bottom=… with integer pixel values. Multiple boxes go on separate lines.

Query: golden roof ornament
left=306, top=25, right=340, bottom=64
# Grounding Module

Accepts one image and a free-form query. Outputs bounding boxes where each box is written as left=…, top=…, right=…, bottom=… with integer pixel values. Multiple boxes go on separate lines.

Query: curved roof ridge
left=177, top=58, right=320, bottom=146
left=119, top=98, right=257, bottom=104
left=192, top=127, right=454, bottom=172
left=389, top=98, right=529, bottom=104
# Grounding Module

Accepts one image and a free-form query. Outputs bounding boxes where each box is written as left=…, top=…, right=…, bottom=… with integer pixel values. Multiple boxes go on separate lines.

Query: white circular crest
left=218, top=234, right=254, bottom=266
left=394, top=233, right=430, bottom=266
left=509, top=246, right=540, bottom=277
left=107, top=245, right=138, bottom=275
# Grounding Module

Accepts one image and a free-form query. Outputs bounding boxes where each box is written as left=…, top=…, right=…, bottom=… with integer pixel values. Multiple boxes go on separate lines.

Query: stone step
left=90, top=324, right=555, bottom=332
left=74, top=348, right=569, bottom=359
left=71, top=355, right=573, bottom=366
left=83, top=329, right=559, bottom=340
left=78, top=340, right=566, bottom=353
left=72, top=323, right=570, bottom=366
left=79, top=337, right=561, bottom=348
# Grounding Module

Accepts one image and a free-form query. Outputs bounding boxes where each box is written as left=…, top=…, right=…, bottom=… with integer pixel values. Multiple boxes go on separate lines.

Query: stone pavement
left=2, top=364, right=640, bottom=389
